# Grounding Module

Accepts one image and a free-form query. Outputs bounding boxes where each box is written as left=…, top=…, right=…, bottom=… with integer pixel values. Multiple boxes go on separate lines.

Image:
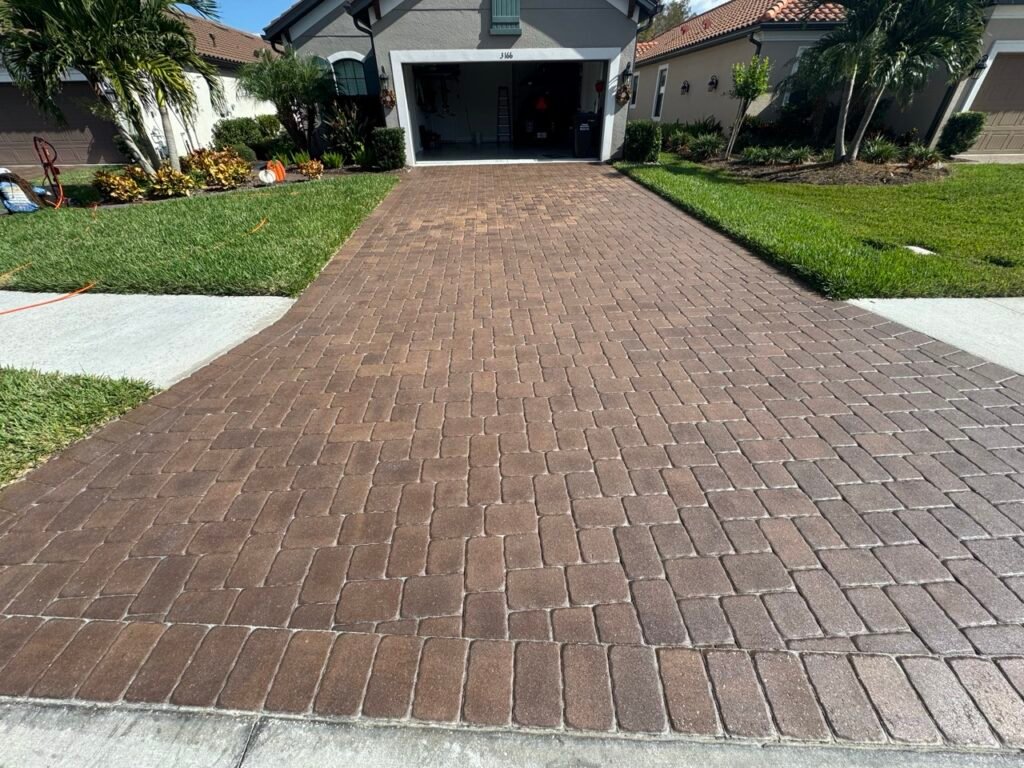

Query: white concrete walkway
left=0, top=700, right=1018, bottom=768
left=0, top=291, right=293, bottom=388
left=850, top=297, right=1024, bottom=375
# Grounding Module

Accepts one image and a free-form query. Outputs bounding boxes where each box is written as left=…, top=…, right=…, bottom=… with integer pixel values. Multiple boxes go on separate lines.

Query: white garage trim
left=327, top=50, right=367, bottom=63
left=389, top=47, right=623, bottom=166
left=963, top=41, right=1024, bottom=112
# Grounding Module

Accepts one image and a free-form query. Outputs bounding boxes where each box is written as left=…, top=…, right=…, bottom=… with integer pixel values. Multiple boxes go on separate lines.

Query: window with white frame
left=652, top=65, right=668, bottom=120
left=630, top=74, right=639, bottom=108
left=332, top=57, right=368, bottom=96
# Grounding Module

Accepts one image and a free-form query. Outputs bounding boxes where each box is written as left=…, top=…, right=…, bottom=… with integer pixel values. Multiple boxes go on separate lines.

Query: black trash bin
left=574, top=112, right=599, bottom=158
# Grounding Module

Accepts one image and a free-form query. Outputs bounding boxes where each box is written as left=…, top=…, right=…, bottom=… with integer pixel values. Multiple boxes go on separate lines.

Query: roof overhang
left=636, top=19, right=841, bottom=66
left=344, top=0, right=659, bottom=25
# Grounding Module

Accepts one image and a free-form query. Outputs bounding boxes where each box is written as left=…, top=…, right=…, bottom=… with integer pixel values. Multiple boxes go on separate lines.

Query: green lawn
left=619, top=159, right=1024, bottom=299
left=0, top=368, right=154, bottom=486
left=1, top=174, right=397, bottom=296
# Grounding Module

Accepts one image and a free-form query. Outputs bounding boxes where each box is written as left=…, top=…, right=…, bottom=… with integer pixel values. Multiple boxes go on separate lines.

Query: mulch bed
left=704, top=159, right=951, bottom=185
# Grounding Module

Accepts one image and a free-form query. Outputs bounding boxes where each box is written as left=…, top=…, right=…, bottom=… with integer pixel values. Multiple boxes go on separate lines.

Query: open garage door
left=403, top=60, right=608, bottom=164
left=0, top=83, right=124, bottom=166
left=969, top=52, right=1024, bottom=154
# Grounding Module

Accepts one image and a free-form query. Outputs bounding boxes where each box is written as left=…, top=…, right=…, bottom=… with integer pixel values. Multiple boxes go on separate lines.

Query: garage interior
left=404, top=60, right=607, bottom=163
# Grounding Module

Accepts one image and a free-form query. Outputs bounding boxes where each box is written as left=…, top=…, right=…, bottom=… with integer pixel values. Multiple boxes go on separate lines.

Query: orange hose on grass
left=0, top=282, right=96, bottom=316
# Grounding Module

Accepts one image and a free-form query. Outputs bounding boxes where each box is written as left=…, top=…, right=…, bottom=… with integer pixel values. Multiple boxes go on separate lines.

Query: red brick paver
left=2, top=165, right=1024, bottom=749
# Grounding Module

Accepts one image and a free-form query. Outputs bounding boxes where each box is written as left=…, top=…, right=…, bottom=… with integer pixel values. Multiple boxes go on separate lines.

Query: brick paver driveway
left=2, top=165, right=1024, bottom=749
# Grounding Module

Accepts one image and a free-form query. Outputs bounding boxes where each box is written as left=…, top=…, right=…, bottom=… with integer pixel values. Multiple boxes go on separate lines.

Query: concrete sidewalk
left=850, top=297, right=1024, bottom=376
left=0, top=291, right=293, bottom=387
left=1, top=700, right=1018, bottom=768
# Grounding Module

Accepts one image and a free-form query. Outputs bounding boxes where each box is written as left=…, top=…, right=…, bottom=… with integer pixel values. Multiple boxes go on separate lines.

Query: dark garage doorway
left=405, top=60, right=607, bottom=163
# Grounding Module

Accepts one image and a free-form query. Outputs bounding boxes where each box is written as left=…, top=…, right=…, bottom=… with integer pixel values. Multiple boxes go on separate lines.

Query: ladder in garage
left=497, top=86, right=512, bottom=145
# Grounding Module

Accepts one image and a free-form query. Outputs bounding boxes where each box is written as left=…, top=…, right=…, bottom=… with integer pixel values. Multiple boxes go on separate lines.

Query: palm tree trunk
left=724, top=99, right=748, bottom=160
left=834, top=67, right=857, bottom=163
left=158, top=99, right=181, bottom=171
left=846, top=85, right=886, bottom=164
left=89, top=79, right=158, bottom=174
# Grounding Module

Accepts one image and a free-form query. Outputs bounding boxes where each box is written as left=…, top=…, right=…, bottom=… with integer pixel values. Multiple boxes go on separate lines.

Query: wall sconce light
left=970, top=54, right=989, bottom=79
left=379, top=66, right=391, bottom=91
left=680, top=80, right=690, bottom=94
left=708, top=75, right=719, bottom=91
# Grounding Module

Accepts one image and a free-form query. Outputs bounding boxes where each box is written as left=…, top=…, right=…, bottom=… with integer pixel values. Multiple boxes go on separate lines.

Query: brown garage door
left=0, top=82, right=124, bottom=165
left=970, top=52, right=1024, bottom=153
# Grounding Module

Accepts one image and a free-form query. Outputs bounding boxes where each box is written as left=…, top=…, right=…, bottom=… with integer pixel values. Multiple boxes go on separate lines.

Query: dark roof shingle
left=636, top=0, right=844, bottom=63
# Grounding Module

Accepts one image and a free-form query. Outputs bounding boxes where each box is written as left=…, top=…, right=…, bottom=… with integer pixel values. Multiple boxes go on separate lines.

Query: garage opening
left=404, top=60, right=607, bottom=163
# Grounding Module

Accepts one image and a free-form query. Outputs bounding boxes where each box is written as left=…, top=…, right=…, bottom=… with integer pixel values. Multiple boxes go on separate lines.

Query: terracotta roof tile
left=176, top=12, right=273, bottom=66
left=636, top=0, right=844, bottom=63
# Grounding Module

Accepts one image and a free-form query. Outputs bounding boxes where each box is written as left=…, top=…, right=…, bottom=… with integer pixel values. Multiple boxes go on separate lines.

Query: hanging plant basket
left=380, top=89, right=397, bottom=110
left=615, top=82, right=632, bottom=107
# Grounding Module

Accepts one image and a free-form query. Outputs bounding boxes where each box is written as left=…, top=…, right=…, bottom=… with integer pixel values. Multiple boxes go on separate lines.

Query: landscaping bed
left=0, top=368, right=153, bottom=486
left=703, top=158, right=950, bottom=186
left=0, top=173, right=397, bottom=296
left=619, top=157, right=1024, bottom=299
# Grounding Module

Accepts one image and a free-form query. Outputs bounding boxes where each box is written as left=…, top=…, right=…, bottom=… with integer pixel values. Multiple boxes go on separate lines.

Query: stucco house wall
left=364, top=0, right=640, bottom=161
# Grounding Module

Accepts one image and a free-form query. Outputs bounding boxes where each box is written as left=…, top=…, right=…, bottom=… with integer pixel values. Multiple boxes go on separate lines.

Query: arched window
left=329, top=53, right=368, bottom=96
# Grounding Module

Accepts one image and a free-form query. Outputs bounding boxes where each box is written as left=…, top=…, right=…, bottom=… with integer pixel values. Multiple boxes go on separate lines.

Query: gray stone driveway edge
left=1, top=698, right=1020, bottom=768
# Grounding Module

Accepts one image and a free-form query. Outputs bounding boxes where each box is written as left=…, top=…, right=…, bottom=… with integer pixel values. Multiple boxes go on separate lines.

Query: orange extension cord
left=0, top=282, right=96, bottom=316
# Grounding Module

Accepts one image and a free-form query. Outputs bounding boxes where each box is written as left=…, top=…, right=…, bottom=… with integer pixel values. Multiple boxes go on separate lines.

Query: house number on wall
left=500, top=52, right=514, bottom=60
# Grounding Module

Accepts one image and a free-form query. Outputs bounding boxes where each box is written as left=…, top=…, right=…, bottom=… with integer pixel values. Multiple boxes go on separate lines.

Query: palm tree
left=844, top=0, right=984, bottom=162
left=0, top=0, right=222, bottom=173
left=237, top=48, right=334, bottom=153
left=794, top=0, right=894, bottom=162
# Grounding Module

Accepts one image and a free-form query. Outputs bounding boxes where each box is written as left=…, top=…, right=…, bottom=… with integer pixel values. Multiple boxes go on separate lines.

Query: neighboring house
left=264, top=0, right=660, bottom=165
left=631, top=0, right=1024, bottom=155
left=0, top=13, right=276, bottom=167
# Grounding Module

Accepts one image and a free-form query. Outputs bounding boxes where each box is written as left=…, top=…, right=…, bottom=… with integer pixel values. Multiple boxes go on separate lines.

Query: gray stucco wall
left=369, top=0, right=639, bottom=159
left=287, top=2, right=373, bottom=60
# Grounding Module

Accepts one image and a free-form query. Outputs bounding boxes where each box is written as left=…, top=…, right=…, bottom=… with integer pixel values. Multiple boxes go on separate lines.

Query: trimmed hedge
left=938, top=111, right=986, bottom=157
left=369, top=127, right=406, bottom=170
left=212, top=115, right=285, bottom=159
left=624, top=121, right=661, bottom=163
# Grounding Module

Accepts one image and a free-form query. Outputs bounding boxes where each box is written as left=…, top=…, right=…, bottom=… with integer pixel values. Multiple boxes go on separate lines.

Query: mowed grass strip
left=619, top=159, right=1024, bottom=299
left=0, top=368, right=154, bottom=486
left=1, top=174, right=397, bottom=296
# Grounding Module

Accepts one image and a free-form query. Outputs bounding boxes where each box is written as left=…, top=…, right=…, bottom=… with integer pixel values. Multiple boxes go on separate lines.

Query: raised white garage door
left=970, top=52, right=1024, bottom=154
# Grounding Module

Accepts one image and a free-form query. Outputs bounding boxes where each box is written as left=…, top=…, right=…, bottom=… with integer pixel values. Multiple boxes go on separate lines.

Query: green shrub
left=662, top=122, right=687, bottom=151
left=212, top=115, right=283, bottom=159
left=681, top=116, right=723, bottom=137
left=230, top=143, right=257, bottom=162
left=321, top=151, right=344, bottom=169
left=369, top=127, right=406, bottom=170
left=904, top=142, right=942, bottom=169
left=861, top=137, right=901, bottom=164
left=290, top=150, right=312, bottom=166
left=938, top=111, right=986, bottom=157
left=148, top=165, right=196, bottom=198
left=740, top=146, right=768, bottom=165
left=624, top=121, right=661, bottom=162
left=326, top=102, right=376, bottom=164
left=686, top=132, right=725, bottom=161
left=784, top=146, right=815, bottom=165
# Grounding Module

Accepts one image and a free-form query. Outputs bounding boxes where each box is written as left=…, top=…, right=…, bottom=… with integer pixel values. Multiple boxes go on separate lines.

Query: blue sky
left=211, top=0, right=733, bottom=35
left=213, top=0, right=294, bottom=34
